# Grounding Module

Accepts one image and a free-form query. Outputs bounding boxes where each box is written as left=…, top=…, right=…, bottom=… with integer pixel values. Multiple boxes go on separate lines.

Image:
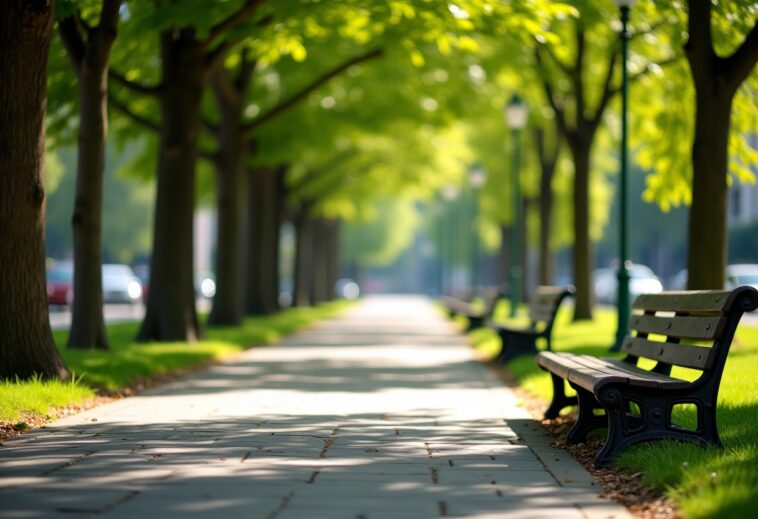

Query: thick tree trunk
left=63, top=2, right=121, bottom=350
left=208, top=98, right=246, bottom=326
left=310, top=218, right=331, bottom=304
left=0, top=0, right=69, bottom=380
left=570, top=140, right=593, bottom=320
left=686, top=93, right=732, bottom=289
left=137, top=30, right=203, bottom=342
left=245, top=166, right=283, bottom=315
left=293, top=214, right=314, bottom=307
left=325, top=219, right=340, bottom=300
left=535, top=129, right=557, bottom=286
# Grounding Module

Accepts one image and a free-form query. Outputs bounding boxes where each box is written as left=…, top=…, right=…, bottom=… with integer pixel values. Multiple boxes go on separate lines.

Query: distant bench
left=443, top=287, right=506, bottom=332
left=489, top=286, right=573, bottom=363
left=536, top=286, right=758, bottom=467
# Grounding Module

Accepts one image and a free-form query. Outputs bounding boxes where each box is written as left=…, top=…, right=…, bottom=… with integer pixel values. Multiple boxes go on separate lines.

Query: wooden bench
left=536, top=286, right=758, bottom=467
left=443, top=286, right=506, bottom=332
left=489, top=286, right=573, bottom=363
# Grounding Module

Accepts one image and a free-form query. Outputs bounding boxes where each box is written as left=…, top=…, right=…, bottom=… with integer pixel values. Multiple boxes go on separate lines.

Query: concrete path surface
left=1, top=296, right=629, bottom=519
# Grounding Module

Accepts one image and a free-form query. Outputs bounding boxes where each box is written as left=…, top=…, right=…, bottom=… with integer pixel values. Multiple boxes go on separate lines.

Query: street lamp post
left=612, top=0, right=635, bottom=352
left=469, top=164, right=486, bottom=289
left=505, top=95, right=528, bottom=318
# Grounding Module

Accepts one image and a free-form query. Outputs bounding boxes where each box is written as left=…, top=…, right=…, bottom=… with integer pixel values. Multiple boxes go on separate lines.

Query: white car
left=726, top=264, right=758, bottom=290
left=593, top=264, right=663, bottom=305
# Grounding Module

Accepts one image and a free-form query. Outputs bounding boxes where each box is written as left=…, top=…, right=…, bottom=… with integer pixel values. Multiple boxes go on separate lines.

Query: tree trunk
left=310, top=218, right=331, bottom=304
left=535, top=128, right=557, bottom=286
left=293, top=214, right=314, bottom=307
left=682, top=0, right=758, bottom=289
left=245, top=166, right=284, bottom=315
left=521, top=196, right=531, bottom=300
left=570, top=139, right=593, bottom=320
left=208, top=95, right=246, bottom=326
left=686, top=92, right=732, bottom=289
left=325, top=219, right=340, bottom=300
left=63, top=2, right=121, bottom=350
left=137, top=30, right=203, bottom=342
left=0, top=0, right=69, bottom=380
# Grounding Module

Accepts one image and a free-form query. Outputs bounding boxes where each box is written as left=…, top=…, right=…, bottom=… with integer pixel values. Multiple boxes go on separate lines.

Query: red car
left=46, top=262, right=74, bottom=306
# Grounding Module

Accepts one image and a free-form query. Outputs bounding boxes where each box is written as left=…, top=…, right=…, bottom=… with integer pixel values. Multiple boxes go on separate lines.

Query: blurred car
left=335, top=278, right=360, bottom=300
left=195, top=271, right=216, bottom=299
left=726, top=264, right=758, bottom=290
left=46, top=262, right=74, bottom=306
left=102, top=264, right=142, bottom=305
left=593, top=263, right=663, bottom=305
left=132, top=263, right=150, bottom=302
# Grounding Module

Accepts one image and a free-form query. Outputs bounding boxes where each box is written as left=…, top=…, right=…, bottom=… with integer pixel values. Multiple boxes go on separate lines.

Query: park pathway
left=1, top=296, right=628, bottom=519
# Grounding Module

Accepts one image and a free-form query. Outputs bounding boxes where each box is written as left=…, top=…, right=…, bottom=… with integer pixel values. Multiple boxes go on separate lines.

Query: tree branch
left=58, top=15, right=86, bottom=73
left=236, top=49, right=256, bottom=93
left=573, top=25, right=586, bottom=121
left=210, top=66, right=239, bottom=108
left=99, top=0, right=122, bottom=37
left=724, top=22, right=758, bottom=90
left=109, top=69, right=162, bottom=97
left=534, top=47, right=569, bottom=138
left=108, top=93, right=160, bottom=132
left=205, top=0, right=264, bottom=48
left=204, top=36, right=243, bottom=77
left=540, top=43, right=572, bottom=77
left=242, top=47, right=384, bottom=139
left=591, top=45, right=619, bottom=129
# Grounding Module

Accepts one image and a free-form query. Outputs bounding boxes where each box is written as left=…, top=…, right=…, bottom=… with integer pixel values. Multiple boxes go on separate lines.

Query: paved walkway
left=1, top=296, right=629, bottom=519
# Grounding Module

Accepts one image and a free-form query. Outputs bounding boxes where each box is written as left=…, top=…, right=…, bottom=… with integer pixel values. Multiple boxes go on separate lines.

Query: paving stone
left=0, top=296, right=630, bottom=519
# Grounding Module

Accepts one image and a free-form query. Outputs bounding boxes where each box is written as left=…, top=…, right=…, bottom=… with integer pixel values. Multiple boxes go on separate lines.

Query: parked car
left=726, top=264, right=758, bottom=290
left=102, top=264, right=142, bottom=305
left=46, top=262, right=74, bottom=306
left=593, top=263, right=663, bottom=305
left=195, top=271, right=216, bottom=299
left=132, top=263, right=150, bottom=302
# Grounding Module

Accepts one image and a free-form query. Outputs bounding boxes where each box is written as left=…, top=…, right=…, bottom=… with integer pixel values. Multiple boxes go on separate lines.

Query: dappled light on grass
left=0, top=375, right=93, bottom=422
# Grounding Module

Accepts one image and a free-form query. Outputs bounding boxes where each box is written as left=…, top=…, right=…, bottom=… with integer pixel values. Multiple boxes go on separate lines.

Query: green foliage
left=341, top=198, right=420, bottom=267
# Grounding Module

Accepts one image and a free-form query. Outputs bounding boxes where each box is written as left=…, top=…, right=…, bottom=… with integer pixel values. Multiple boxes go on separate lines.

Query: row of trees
left=0, top=0, right=756, bottom=380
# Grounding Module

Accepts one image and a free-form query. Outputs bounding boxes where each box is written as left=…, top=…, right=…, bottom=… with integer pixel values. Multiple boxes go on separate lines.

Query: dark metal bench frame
left=536, top=286, right=758, bottom=467
left=489, top=286, right=574, bottom=363
left=443, top=287, right=507, bottom=332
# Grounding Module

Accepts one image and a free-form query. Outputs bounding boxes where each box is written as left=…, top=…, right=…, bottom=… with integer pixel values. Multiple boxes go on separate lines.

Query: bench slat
left=529, top=304, right=557, bottom=323
left=533, top=288, right=569, bottom=305
left=629, top=314, right=726, bottom=340
left=632, top=290, right=735, bottom=313
left=621, top=337, right=713, bottom=370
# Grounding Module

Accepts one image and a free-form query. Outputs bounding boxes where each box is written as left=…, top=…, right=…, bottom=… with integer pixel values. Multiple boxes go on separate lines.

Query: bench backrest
left=622, top=286, right=758, bottom=380
left=528, top=286, right=574, bottom=331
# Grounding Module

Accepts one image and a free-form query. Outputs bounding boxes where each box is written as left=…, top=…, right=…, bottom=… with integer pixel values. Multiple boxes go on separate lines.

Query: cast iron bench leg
left=544, top=373, right=578, bottom=419
left=566, top=385, right=607, bottom=444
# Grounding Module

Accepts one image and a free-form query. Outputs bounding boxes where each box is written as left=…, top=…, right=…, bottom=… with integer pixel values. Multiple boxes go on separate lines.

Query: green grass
left=0, top=301, right=353, bottom=422
left=467, top=302, right=758, bottom=518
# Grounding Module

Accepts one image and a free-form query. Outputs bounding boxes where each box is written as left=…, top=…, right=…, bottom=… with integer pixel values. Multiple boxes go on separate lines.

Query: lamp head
left=504, top=95, right=528, bottom=130
left=614, top=0, right=636, bottom=7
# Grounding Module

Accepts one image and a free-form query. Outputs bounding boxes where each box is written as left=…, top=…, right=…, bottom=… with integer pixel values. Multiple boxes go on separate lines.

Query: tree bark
left=137, top=30, right=204, bottom=342
left=245, top=166, right=284, bottom=315
left=535, top=127, right=558, bottom=286
left=325, top=219, right=340, bottom=300
left=570, top=139, right=594, bottom=320
left=293, top=212, right=315, bottom=307
left=684, top=1, right=758, bottom=289
left=0, top=0, right=69, bottom=379
left=207, top=72, right=247, bottom=326
left=59, top=0, right=121, bottom=350
left=310, top=218, right=331, bottom=304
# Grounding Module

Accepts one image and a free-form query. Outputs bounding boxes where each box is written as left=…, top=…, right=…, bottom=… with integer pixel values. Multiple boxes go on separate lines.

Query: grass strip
left=469, top=302, right=758, bottom=519
left=0, top=300, right=353, bottom=422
